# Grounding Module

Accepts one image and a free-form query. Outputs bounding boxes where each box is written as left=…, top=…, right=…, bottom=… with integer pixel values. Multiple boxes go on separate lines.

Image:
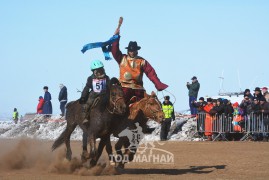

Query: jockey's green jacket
left=162, top=104, right=174, bottom=119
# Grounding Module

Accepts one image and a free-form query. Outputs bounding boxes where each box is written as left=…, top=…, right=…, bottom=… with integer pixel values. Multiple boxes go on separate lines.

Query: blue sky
left=1, top=0, right=269, bottom=117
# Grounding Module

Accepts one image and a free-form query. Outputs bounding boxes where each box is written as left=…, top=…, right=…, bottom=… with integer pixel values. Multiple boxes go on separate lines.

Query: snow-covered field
left=0, top=114, right=199, bottom=142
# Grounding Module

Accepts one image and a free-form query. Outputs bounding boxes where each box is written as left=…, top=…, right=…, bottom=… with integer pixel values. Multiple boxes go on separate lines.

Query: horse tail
left=51, top=127, right=68, bottom=151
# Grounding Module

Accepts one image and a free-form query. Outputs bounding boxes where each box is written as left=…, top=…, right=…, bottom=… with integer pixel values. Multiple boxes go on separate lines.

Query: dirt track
left=0, top=139, right=269, bottom=180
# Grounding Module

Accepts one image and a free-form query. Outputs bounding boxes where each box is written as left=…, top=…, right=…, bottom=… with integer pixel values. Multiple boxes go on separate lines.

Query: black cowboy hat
left=125, top=41, right=141, bottom=51
left=254, top=87, right=261, bottom=92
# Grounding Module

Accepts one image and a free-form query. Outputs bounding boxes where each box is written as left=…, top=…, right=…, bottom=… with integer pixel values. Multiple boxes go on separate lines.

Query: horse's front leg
left=81, top=131, right=90, bottom=163
left=95, top=135, right=113, bottom=164
left=88, top=133, right=97, bottom=168
left=115, top=137, right=127, bottom=169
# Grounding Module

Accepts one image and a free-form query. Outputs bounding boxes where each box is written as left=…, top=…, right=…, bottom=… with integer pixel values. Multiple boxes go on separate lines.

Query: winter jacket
left=224, top=104, right=234, bottom=118
left=253, top=93, right=264, bottom=101
left=210, top=104, right=224, bottom=115
left=42, top=91, right=52, bottom=114
left=260, top=101, right=269, bottom=115
left=239, top=100, right=252, bottom=115
left=37, top=97, right=44, bottom=114
left=13, top=111, right=19, bottom=120
left=250, top=103, right=261, bottom=114
left=263, top=92, right=269, bottom=102
left=162, top=101, right=175, bottom=120
left=112, top=36, right=168, bottom=91
left=193, top=101, right=207, bottom=113
left=187, top=81, right=200, bottom=98
left=58, top=86, right=68, bottom=102
left=81, top=74, right=110, bottom=102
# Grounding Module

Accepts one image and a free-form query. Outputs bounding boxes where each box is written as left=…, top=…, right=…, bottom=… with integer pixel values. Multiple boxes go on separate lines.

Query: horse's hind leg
left=65, top=123, right=77, bottom=160
left=87, top=133, right=97, bottom=168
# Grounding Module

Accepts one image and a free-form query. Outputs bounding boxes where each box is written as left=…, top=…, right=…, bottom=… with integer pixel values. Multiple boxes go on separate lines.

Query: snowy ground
left=0, top=114, right=200, bottom=142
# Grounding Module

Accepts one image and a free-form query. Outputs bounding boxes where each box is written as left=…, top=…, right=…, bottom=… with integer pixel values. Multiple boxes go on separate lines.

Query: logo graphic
left=112, top=122, right=174, bottom=164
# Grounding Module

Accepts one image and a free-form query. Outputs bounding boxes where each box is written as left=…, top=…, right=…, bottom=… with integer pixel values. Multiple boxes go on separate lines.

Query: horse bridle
left=144, top=97, right=163, bottom=119
left=106, top=87, right=125, bottom=114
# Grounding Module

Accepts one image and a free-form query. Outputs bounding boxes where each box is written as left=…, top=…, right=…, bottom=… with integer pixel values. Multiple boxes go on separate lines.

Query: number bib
left=92, top=78, right=106, bottom=92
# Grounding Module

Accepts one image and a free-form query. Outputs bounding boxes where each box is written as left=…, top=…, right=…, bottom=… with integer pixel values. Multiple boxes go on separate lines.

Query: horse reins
left=106, top=96, right=124, bottom=114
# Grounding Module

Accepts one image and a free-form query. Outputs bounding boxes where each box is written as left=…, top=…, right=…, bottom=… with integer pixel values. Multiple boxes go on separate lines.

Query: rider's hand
left=114, top=28, right=120, bottom=35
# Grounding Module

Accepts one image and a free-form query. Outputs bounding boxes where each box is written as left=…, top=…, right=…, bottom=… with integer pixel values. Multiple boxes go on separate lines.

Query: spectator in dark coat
left=240, top=95, right=252, bottom=116
left=58, top=84, right=68, bottom=116
left=186, top=76, right=200, bottom=116
left=192, top=97, right=207, bottom=113
left=244, top=89, right=254, bottom=100
left=253, top=87, right=264, bottom=101
left=259, top=96, right=269, bottom=141
left=42, top=86, right=52, bottom=117
left=223, top=99, right=234, bottom=118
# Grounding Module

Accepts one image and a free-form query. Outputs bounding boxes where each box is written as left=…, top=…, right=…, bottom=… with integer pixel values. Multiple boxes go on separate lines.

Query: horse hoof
left=116, top=163, right=125, bottom=169
left=81, top=150, right=90, bottom=163
left=90, top=159, right=97, bottom=168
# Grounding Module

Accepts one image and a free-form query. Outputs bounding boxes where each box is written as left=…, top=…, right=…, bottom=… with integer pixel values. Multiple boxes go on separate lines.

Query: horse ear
left=144, top=91, right=149, bottom=98
left=151, top=91, right=156, bottom=97
left=110, top=77, right=121, bottom=86
left=128, top=105, right=139, bottom=120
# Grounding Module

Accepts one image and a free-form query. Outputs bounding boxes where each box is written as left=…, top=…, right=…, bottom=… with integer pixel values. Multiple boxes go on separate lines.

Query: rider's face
left=128, top=50, right=138, bottom=58
left=93, top=68, right=105, bottom=78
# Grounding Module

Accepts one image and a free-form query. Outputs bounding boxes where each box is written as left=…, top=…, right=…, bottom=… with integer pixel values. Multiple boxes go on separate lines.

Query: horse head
left=107, top=77, right=126, bottom=115
left=128, top=91, right=164, bottom=123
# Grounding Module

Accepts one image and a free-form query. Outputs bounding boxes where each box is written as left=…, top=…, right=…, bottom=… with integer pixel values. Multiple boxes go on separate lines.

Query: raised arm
left=111, top=36, right=123, bottom=64
left=143, top=60, right=168, bottom=91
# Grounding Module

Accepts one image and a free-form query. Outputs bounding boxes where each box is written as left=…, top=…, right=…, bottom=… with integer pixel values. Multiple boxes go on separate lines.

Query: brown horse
left=82, top=91, right=165, bottom=168
left=51, top=78, right=126, bottom=167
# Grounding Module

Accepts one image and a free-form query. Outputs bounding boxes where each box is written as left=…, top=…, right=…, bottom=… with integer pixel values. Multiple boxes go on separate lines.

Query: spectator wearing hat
left=42, top=86, right=52, bottom=117
left=112, top=28, right=168, bottom=105
left=58, top=84, right=68, bottom=117
left=244, top=89, right=254, bottom=100
left=253, top=87, right=264, bottom=101
left=193, top=97, right=207, bottom=136
left=160, top=96, right=175, bottom=141
left=37, top=96, right=44, bottom=114
left=192, top=97, right=207, bottom=113
left=240, top=95, right=252, bottom=116
left=261, top=87, right=269, bottom=102
left=186, top=76, right=200, bottom=116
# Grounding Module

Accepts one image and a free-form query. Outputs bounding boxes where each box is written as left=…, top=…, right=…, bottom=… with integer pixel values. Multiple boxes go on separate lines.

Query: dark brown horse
left=82, top=91, right=165, bottom=168
left=51, top=78, right=126, bottom=167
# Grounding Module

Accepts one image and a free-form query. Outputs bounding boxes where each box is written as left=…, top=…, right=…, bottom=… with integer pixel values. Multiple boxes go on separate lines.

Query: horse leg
left=94, top=135, right=111, bottom=165
left=105, top=137, right=115, bottom=163
left=115, top=137, right=126, bottom=168
left=88, top=133, right=97, bottom=168
left=81, top=131, right=90, bottom=163
left=65, top=123, right=77, bottom=161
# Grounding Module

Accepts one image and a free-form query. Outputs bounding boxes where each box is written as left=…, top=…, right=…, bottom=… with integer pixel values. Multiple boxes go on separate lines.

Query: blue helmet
left=90, top=60, right=104, bottom=71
